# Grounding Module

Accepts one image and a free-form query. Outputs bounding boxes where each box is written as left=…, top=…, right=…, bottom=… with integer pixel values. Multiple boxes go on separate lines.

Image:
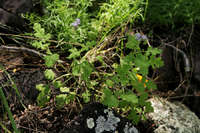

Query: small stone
left=87, top=118, right=95, bottom=129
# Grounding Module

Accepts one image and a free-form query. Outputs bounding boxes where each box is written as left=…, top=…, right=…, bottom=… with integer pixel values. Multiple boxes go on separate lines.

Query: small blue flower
left=141, top=35, right=148, bottom=40
left=135, top=33, right=142, bottom=41
left=71, top=18, right=81, bottom=27
left=135, top=33, right=148, bottom=41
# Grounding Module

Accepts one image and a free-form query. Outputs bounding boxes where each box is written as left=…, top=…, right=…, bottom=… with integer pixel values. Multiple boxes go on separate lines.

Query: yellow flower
left=136, top=74, right=148, bottom=87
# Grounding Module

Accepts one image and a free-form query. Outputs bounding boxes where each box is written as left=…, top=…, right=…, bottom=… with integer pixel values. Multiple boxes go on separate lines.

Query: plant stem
left=0, top=122, right=12, bottom=133
left=0, top=87, right=20, bottom=133
left=144, top=0, right=149, bottom=21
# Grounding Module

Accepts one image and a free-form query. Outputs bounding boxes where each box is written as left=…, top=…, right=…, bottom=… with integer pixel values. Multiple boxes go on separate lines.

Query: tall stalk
left=0, top=87, right=20, bottom=133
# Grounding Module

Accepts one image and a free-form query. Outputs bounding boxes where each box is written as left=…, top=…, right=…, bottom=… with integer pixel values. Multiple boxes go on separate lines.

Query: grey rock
left=147, top=97, right=200, bottom=133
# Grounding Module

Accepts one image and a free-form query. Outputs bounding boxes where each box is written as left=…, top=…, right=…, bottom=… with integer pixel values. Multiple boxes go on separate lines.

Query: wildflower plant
left=25, top=0, right=163, bottom=124
left=71, top=18, right=81, bottom=27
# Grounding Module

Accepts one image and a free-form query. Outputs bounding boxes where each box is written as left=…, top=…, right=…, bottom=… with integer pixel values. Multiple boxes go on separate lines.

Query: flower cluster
left=71, top=18, right=81, bottom=27
left=135, top=33, right=147, bottom=41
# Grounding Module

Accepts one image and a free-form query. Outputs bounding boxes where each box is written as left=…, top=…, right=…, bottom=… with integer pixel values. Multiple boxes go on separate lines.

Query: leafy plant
left=26, top=0, right=97, bottom=45
left=98, top=0, right=143, bottom=28
left=32, top=23, right=51, bottom=50
left=25, top=0, right=163, bottom=124
left=99, top=34, right=163, bottom=123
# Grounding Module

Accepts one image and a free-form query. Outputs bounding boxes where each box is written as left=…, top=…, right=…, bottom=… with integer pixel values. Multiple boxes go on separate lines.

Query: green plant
left=25, top=0, right=163, bottom=124
left=98, top=34, right=163, bottom=123
left=95, top=0, right=145, bottom=34
left=26, top=0, right=97, bottom=45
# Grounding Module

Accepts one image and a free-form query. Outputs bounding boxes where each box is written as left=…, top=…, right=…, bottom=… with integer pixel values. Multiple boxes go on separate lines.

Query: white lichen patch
left=95, top=109, right=120, bottom=133
left=147, top=97, right=200, bottom=133
left=124, top=122, right=139, bottom=133
left=87, top=118, right=95, bottom=129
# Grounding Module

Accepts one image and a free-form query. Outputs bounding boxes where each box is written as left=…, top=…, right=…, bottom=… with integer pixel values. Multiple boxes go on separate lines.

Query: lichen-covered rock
left=147, top=97, right=200, bottom=133
left=60, top=102, right=139, bottom=133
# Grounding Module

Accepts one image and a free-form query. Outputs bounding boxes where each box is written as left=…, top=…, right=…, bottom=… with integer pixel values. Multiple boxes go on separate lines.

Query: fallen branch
left=0, top=45, right=45, bottom=57
left=0, top=45, right=64, bottom=63
left=0, top=33, right=82, bottom=46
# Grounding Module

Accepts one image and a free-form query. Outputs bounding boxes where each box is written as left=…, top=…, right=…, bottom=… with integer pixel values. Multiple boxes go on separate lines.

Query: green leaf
left=55, top=94, right=67, bottom=109
left=114, top=90, right=124, bottom=97
left=44, top=69, right=55, bottom=80
left=68, top=48, right=81, bottom=59
left=60, top=87, right=70, bottom=93
left=118, top=100, right=129, bottom=108
left=44, top=54, right=59, bottom=68
left=72, top=60, right=93, bottom=82
left=149, top=56, right=164, bottom=68
left=111, top=75, right=120, bottom=84
left=127, top=109, right=140, bottom=124
left=134, top=54, right=150, bottom=75
left=116, top=63, right=131, bottom=86
left=36, top=84, right=45, bottom=91
left=106, top=79, right=114, bottom=87
left=53, top=80, right=63, bottom=88
left=36, top=84, right=50, bottom=107
left=145, top=80, right=157, bottom=90
left=33, top=23, right=51, bottom=41
left=72, top=60, right=81, bottom=76
left=82, top=90, right=91, bottom=103
left=81, top=61, right=93, bottom=81
left=146, top=47, right=162, bottom=56
left=32, top=41, right=42, bottom=49
left=132, top=80, right=146, bottom=93
left=66, top=94, right=75, bottom=104
left=86, top=40, right=96, bottom=48
left=144, top=101, right=154, bottom=113
left=31, top=41, right=50, bottom=50
left=138, top=92, right=148, bottom=106
left=120, top=92, right=138, bottom=104
left=112, top=63, right=118, bottom=69
left=126, top=35, right=140, bottom=50
left=33, top=23, right=44, bottom=37
left=87, top=80, right=98, bottom=88
left=102, top=88, right=119, bottom=107
left=123, top=52, right=135, bottom=63
left=31, top=23, right=51, bottom=51
left=96, top=56, right=105, bottom=65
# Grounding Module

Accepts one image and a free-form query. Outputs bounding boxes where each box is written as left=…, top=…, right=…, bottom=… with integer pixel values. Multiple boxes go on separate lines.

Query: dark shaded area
left=146, top=0, right=200, bottom=25
left=151, top=24, right=200, bottom=118
left=0, top=50, right=46, bottom=111
left=183, top=25, right=200, bottom=118
left=154, top=46, right=181, bottom=90
left=60, top=102, right=150, bottom=133
left=0, top=0, right=32, bottom=30
left=0, top=0, right=34, bottom=47
left=0, top=0, right=32, bottom=14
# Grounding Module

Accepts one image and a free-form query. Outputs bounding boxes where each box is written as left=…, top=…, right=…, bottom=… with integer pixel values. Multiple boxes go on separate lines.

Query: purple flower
left=141, top=35, right=148, bottom=40
left=71, top=18, right=81, bottom=27
left=135, top=33, right=142, bottom=41
left=135, top=33, right=148, bottom=41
